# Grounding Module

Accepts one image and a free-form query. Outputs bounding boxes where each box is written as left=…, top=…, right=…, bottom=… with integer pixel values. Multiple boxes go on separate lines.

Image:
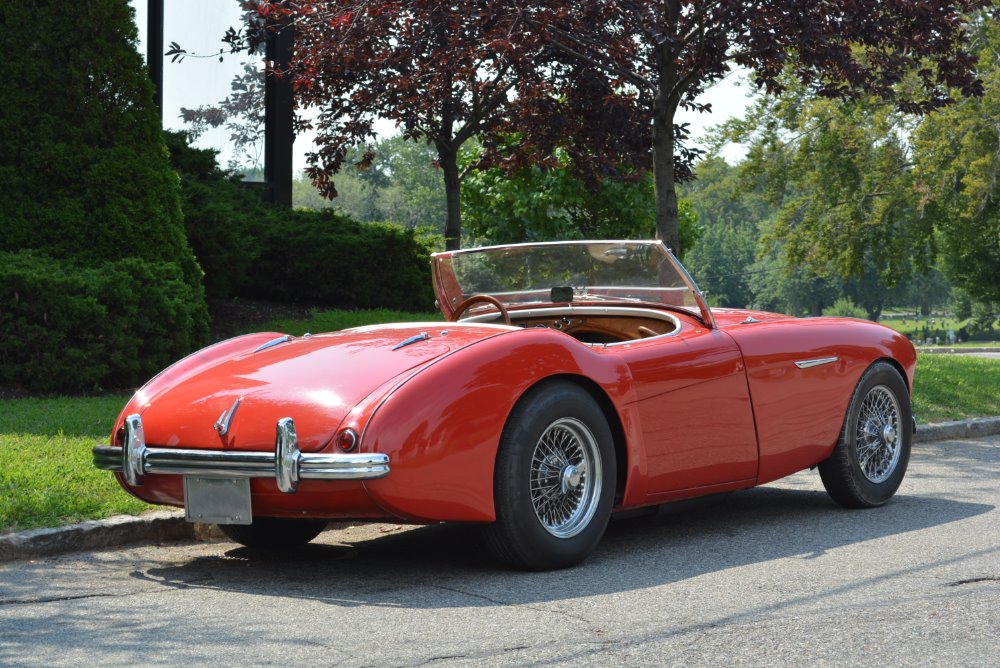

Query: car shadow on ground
left=114, top=436, right=998, bottom=609
left=127, top=477, right=992, bottom=610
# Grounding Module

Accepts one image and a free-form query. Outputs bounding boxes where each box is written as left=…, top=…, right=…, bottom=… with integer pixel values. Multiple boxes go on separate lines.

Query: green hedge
left=0, top=251, right=209, bottom=394
left=165, top=132, right=436, bottom=310
left=164, top=131, right=266, bottom=300
left=242, top=210, right=436, bottom=311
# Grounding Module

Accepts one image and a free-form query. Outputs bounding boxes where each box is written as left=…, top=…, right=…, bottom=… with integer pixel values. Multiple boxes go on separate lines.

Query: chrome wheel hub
left=561, top=464, right=583, bottom=494
left=855, top=385, right=902, bottom=484
left=530, top=418, right=602, bottom=539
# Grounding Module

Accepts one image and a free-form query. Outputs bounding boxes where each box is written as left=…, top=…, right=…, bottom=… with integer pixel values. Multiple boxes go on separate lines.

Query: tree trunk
left=652, top=4, right=681, bottom=256
left=439, top=144, right=462, bottom=251
left=652, top=104, right=680, bottom=255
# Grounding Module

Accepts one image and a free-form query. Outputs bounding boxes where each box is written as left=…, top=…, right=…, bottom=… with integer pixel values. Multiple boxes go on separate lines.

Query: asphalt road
left=1, top=435, right=997, bottom=667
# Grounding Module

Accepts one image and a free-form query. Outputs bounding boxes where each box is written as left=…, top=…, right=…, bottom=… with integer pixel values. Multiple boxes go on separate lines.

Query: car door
left=615, top=318, right=758, bottom=496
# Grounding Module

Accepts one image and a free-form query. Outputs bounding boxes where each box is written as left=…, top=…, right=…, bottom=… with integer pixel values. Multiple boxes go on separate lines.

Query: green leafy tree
left=727, top=86, right=926, bottom=283
left=913, top=13, right=1000, bottom=303
left=951, top=288, right=974, bottom=320
left=294, top=135, right=447, bottom=230
left=292, top=135, right=448, bottom=234
left=462, top=146, right=699, bottom=257
left=748, top=237, right=841, bottom=317
left=682, top=157, right=770, bottom=307
left=891, top=269, right=953, bottom=317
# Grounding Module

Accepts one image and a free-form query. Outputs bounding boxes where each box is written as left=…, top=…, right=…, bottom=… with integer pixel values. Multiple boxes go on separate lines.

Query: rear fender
left=360, top=329, right=636, bottom=522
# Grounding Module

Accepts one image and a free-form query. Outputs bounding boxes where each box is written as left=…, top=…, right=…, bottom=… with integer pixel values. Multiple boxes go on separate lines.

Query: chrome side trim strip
left=94, top=416, right=390, bottom=492
left=795, top=356, right=839, bottom=369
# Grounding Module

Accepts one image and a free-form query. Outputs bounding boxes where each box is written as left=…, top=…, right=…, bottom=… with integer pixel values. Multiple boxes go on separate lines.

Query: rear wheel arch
left=482, top=377, right=618, bottom=569
left=513, top=374, right=629, bottom=505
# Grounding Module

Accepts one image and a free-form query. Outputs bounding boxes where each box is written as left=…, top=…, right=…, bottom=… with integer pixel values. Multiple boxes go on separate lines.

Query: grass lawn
left=0, top=394, right=145, bottom=534
left=2, top=308, right=998, bottom=535
left=912, top=354, right=1000, bottom=421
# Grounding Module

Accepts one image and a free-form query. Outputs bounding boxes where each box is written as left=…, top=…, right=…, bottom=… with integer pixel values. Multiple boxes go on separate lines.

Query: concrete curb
left=0, top=510, right=219, bottom=563
left=913, top=416, right=1000, bottom=443
left=916, top=347, right=1000, bottom=354
left=3, top=416, right=999, bottom=564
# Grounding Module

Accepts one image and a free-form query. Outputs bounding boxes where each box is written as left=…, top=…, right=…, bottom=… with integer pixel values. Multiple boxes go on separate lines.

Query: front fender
left=360, top=329, right=635, bottom=522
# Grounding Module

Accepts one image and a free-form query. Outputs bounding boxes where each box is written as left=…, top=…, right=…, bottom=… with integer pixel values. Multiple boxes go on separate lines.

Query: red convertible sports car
left=94, top=240, right=916, bottom=570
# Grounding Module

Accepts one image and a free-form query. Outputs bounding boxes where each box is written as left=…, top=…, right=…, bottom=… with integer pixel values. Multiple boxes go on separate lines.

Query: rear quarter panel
left=724, top=317, right=916, bottom=484
left=359, top=328, right=638, bottom=522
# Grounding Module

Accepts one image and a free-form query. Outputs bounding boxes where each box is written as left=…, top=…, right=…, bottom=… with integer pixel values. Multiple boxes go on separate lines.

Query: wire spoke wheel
left=854, top=385, right=902, bottom=483
left=819, top=361, right=911, bottom=509
left=529, top=417, right=602, bottom=538
left=482, top=381, right=615, bottom=570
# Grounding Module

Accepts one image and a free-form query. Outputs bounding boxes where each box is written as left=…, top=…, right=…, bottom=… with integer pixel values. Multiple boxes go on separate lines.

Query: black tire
left=219, top=517, right=328, bottom=548
left=819, top=361, right=912, bottom=508
left=481, top=381, right=616, bottom=570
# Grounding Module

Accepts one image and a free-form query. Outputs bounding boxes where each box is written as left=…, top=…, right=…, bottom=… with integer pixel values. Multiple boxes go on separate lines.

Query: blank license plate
left=183, top=476, right=252, bottom=525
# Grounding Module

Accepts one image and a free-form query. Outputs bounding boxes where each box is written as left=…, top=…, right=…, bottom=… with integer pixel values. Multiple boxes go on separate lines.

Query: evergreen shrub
left=0, top=1, right=210, bottom=392
left=0, top=252, right=209, bottom=394
left=164, top=131, right=266, bottom=300
left=243, top=211, right=435, bottom=310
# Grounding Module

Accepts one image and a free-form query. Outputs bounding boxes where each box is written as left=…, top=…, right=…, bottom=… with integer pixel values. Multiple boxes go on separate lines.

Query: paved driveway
left=1, top=435, right=997, bottom=666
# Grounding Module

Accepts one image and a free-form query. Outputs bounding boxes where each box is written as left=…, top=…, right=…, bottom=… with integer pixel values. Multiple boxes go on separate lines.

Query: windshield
left=432, top=241, right=712, bottom=324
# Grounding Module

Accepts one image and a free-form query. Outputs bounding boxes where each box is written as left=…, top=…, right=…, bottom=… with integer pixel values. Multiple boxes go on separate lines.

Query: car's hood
left=131, top=323, right=511, bottom=452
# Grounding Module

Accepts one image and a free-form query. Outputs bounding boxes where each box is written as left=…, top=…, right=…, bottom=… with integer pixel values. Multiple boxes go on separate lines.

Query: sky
left=130, top=0, right=751, bottom=174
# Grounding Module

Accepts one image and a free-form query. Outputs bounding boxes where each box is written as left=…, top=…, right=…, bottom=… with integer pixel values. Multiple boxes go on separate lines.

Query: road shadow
left=125, top=479, right=992, bottom=609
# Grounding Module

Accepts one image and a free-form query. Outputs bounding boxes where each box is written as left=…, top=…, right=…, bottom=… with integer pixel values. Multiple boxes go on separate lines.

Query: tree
left=293, top=134, right=447, bottom=230
left=525, top=0, right=989, bottom=255
left=750, top=91, right=925, bottom=282
left=179, top=63, right=266, bottom=174
left=462, top=143, right=698, bottom=254
left=912, top=12, right=1000, bottom=303
left=231, top=1, right=560, bottom=250
left=681, top=157, right=770, bottom=307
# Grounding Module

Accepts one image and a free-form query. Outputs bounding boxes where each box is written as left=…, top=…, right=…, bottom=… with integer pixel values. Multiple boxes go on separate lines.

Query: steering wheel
left=450, top=294, right=511, bottom=326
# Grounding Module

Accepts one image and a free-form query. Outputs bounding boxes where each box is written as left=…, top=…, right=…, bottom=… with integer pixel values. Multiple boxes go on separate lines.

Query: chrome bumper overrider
left=92, top=414, right=389, bottom=493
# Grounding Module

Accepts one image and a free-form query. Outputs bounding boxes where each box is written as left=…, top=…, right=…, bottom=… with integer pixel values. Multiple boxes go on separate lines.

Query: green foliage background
left=0, top=0, right=210, bottom=393
left=0, top=1, right=202, bottom=289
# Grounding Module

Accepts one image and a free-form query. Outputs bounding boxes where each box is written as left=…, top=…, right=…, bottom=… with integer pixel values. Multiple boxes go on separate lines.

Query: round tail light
left=336, top=428, right=358, bottom=452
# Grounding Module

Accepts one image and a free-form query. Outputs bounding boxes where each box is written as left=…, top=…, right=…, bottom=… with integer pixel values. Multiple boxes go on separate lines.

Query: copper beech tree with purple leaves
left=231, top=1, right=578, bottom=250
left=233, top=1, right=987, bottom=253
left=522, top=0, right=990, bottom=254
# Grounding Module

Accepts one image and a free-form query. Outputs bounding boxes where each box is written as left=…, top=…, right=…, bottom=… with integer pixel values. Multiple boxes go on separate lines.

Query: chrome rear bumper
left=93, top=414, right=389, bottom=493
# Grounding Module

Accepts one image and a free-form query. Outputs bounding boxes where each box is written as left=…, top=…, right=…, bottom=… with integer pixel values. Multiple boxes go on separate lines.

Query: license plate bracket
left=183, top=476, right=252, bottom=525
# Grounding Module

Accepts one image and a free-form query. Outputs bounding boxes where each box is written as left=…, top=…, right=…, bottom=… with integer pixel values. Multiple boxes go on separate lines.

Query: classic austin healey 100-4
left=94, top=240, right=915, bottom=570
